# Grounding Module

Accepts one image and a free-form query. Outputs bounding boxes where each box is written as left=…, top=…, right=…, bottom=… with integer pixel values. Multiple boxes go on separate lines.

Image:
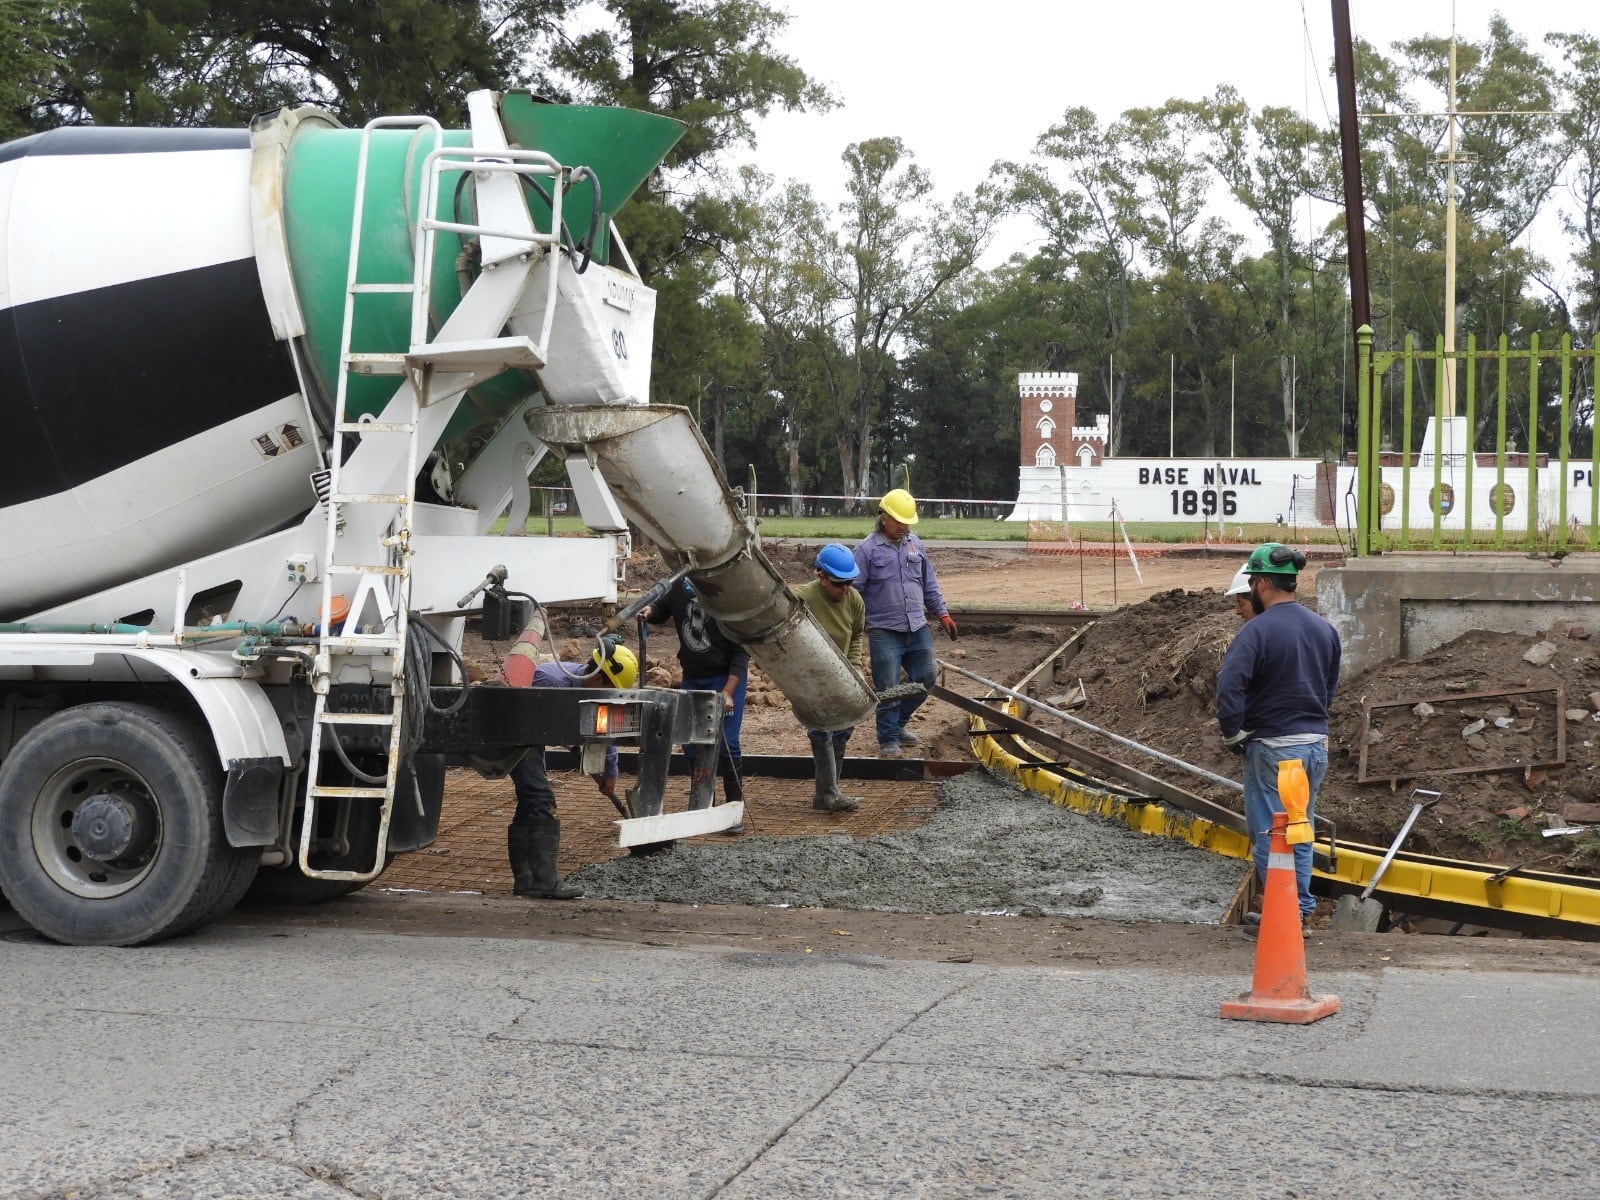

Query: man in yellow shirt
left=794, top=544, right=867, bottom=812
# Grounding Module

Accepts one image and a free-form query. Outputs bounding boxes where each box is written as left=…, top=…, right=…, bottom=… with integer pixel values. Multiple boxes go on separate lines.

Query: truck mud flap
left=223, top=757, right=284, bottom=848
left=385, top=753, right=446, bottom=854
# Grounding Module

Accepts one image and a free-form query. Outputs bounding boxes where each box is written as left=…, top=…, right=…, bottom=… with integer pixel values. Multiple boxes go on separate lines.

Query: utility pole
left=1331, top=0, right=1372, bottom=343
left=1442, top=37, right=1462, bottom=415
left=1363, top=32, right=1561, bottom=420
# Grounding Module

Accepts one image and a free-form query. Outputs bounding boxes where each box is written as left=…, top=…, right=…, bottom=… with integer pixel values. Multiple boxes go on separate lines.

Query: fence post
left=1430, top=334, right=1446, bottom=549
left=1399, top=335, right=1417, bottom=549
left=1495, top=333, right=1509, bottom=547
left=1559, top=333, right=1572, bottom=550
left=1355, top=325, right=1374, bottom=556
left=1464, top=334, right=1477, bottom=544
left=1526, top=332, right=1540, bottom=550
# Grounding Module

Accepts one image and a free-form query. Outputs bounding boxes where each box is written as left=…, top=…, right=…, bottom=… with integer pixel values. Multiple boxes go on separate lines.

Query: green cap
left=1244, top=542, right=1306, bottom=577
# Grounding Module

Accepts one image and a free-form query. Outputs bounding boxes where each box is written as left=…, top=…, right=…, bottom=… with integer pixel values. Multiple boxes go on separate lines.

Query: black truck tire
left=244, top=866, right=371, bottom=907
left=243, top=794, right=384, bottom=907
left=0, top=703, right=250, bottom=946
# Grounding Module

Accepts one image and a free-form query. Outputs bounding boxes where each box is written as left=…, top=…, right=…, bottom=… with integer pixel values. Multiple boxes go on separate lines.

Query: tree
left=822, top=137, right=997, bottom=503
left=26, top=0, right=546, bottom=130
left=1121, top=100, right=1246, bottom=455
left=1548, top=31, right=1600, bottom=447
left=1, top=1, right=55, bottom=139
left=1009, top=107, right=1143, bottom=451
left=543, top=0, right=832, bottom=428
left=1204, top=87, right=1339, bottom=454
left=722, top=168, right=840, bottom=513
left=546, top=0, right=827, bottom=170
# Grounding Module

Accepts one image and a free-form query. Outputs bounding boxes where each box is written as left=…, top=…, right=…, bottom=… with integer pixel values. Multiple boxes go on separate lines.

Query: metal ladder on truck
left=298, top=111, right=566, bottom=882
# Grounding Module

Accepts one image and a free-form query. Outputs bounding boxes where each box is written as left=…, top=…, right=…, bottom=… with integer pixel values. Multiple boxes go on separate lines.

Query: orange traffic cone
left=1220, top=811, right=1339, bottom=1024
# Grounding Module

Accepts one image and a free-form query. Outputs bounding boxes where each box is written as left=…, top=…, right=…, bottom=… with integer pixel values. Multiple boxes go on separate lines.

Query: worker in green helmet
left=852, top=489, right=956, bottom=758
left=1215, top=543, right=1341, bottom=926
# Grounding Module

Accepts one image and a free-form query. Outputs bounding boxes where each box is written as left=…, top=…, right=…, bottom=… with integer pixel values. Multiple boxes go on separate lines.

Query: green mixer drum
left=280, top=95, right=684, bottom=438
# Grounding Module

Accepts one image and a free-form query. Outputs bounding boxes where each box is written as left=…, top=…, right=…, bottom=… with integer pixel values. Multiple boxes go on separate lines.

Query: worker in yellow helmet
left=851, top=488, right=956, bottom=758
left=496, top=633, right=637, bottom=899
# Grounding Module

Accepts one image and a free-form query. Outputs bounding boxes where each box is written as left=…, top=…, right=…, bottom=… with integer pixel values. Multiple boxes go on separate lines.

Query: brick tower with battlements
left=1008, top=371, right=1105, bottom=520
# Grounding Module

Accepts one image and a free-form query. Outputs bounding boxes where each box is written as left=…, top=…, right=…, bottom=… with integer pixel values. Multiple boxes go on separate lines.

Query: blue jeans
left=509, top=750, right=556, bottom=828
left=682, top=670, right=746, bottom=767
left=867, top=626, right=936, bottom=747
left=1242, top=739, right=1327, bottom=917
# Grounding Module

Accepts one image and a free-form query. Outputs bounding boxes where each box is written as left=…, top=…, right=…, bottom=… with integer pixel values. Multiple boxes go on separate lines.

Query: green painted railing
left=1355, top=325, right=1598, bottom=556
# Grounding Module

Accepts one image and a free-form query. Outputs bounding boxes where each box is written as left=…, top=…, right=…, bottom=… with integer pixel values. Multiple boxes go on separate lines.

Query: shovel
left=1331, top=788, right=1442, bottom=932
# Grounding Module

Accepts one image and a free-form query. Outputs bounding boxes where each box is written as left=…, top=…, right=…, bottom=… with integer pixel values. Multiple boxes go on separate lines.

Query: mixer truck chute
left=0, top=91, right=876, bottom=946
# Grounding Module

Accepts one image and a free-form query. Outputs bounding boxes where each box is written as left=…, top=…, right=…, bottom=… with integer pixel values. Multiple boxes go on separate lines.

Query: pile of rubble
left=1057, top=589, right=1600, bottom=874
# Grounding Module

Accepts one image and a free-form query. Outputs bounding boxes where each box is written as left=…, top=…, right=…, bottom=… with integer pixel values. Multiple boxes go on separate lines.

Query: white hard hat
left=1224, top=566, right=1252, bottom=597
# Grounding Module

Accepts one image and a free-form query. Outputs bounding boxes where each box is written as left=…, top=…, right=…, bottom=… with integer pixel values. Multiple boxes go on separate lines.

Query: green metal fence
left=1355, top=325, right=1598, bottom=556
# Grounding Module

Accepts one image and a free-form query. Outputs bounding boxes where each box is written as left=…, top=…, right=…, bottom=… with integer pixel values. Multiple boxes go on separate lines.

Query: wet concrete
left=572, top=768, right=1242, bottom=922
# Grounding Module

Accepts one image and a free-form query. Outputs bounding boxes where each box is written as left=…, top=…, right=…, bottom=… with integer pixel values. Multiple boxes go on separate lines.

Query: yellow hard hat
left=591, top=637, right=639, bottom=688
left=879, top=488, right=918, bottom=525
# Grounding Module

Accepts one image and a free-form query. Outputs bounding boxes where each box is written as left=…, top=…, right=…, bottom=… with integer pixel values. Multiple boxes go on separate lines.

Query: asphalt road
left=2, top=901, right=1596, bottom=1199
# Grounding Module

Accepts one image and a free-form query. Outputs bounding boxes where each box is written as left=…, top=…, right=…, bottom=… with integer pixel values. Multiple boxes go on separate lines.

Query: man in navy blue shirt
left=1216, top=543, right=1341, bottom=922
left=638, top=577, right=749, bottom=808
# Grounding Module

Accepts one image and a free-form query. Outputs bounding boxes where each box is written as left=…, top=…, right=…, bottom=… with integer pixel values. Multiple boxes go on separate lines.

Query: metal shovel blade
left=1329, top=788, right=1442, bottom=933
left=1331, top=893, right=1384, bottom=933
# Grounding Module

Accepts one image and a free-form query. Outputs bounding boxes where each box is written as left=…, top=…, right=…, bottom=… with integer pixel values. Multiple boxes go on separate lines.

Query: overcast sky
left=736, top=0, right=1593, bottom=269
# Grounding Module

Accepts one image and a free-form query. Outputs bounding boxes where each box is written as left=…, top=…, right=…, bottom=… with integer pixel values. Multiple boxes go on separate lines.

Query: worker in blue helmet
left=1215, top=543, right=1340, bottom=928
left=794, top=544, right=867, bottom=811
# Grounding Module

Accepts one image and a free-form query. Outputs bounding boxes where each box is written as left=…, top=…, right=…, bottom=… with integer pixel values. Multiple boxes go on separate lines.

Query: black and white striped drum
left=0, top=127, right=316, bottom=618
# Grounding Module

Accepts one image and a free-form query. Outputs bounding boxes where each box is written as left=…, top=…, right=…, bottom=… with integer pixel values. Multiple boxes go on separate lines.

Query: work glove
left=940, top=613, right=959, bottom=640
left=594, top=774, right=619, bottom=800
left=1221, top=729, right=1253, bottom=756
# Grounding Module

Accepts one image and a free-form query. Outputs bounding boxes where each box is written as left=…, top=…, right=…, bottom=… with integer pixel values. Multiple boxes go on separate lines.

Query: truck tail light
left=579, top=700, right=642, bottom=739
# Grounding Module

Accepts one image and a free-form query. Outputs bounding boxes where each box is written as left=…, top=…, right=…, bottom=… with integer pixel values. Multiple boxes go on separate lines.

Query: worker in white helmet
left=1225, top=565, right=1254, bottom=621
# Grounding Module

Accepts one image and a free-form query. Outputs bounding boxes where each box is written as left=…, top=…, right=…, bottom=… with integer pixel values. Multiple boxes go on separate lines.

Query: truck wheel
left=175, top=840, right=262, bottom=936
left=0, top=703, right=250, bottom=946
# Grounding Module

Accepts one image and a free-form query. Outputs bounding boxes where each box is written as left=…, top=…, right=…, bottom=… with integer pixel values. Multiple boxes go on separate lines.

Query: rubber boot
left=719, top=759, right=745, bottom=835
left=831, top=741, right=863, bottom=811
left=720, top=758, right=745, bottom=805
left=507, top=824, right=536, bottom=894
left=520, top=820, right=583, bottom=899
left=811, top=740, right=859, bottom=813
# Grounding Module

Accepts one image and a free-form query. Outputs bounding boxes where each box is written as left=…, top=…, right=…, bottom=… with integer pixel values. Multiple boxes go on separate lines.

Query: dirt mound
left=1060, top=589, right=1600, bottom=874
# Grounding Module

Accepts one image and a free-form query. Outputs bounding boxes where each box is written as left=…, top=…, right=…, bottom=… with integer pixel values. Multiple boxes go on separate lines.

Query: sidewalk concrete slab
left=1293, top=967, right=1600, bottom=1097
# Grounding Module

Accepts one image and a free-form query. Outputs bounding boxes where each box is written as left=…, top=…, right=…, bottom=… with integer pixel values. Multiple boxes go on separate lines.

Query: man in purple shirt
left=497, top=633, right=636, bottom=899
left=852, top=488, right=958, bottom=757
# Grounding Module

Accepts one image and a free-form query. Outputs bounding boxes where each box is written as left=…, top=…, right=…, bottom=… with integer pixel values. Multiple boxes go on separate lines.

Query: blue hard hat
left=815, top=543, right=858, bottom=581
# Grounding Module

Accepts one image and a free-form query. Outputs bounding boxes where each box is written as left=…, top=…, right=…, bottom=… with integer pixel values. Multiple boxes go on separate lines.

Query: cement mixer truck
left=0, top=90, right=876, bottom=946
